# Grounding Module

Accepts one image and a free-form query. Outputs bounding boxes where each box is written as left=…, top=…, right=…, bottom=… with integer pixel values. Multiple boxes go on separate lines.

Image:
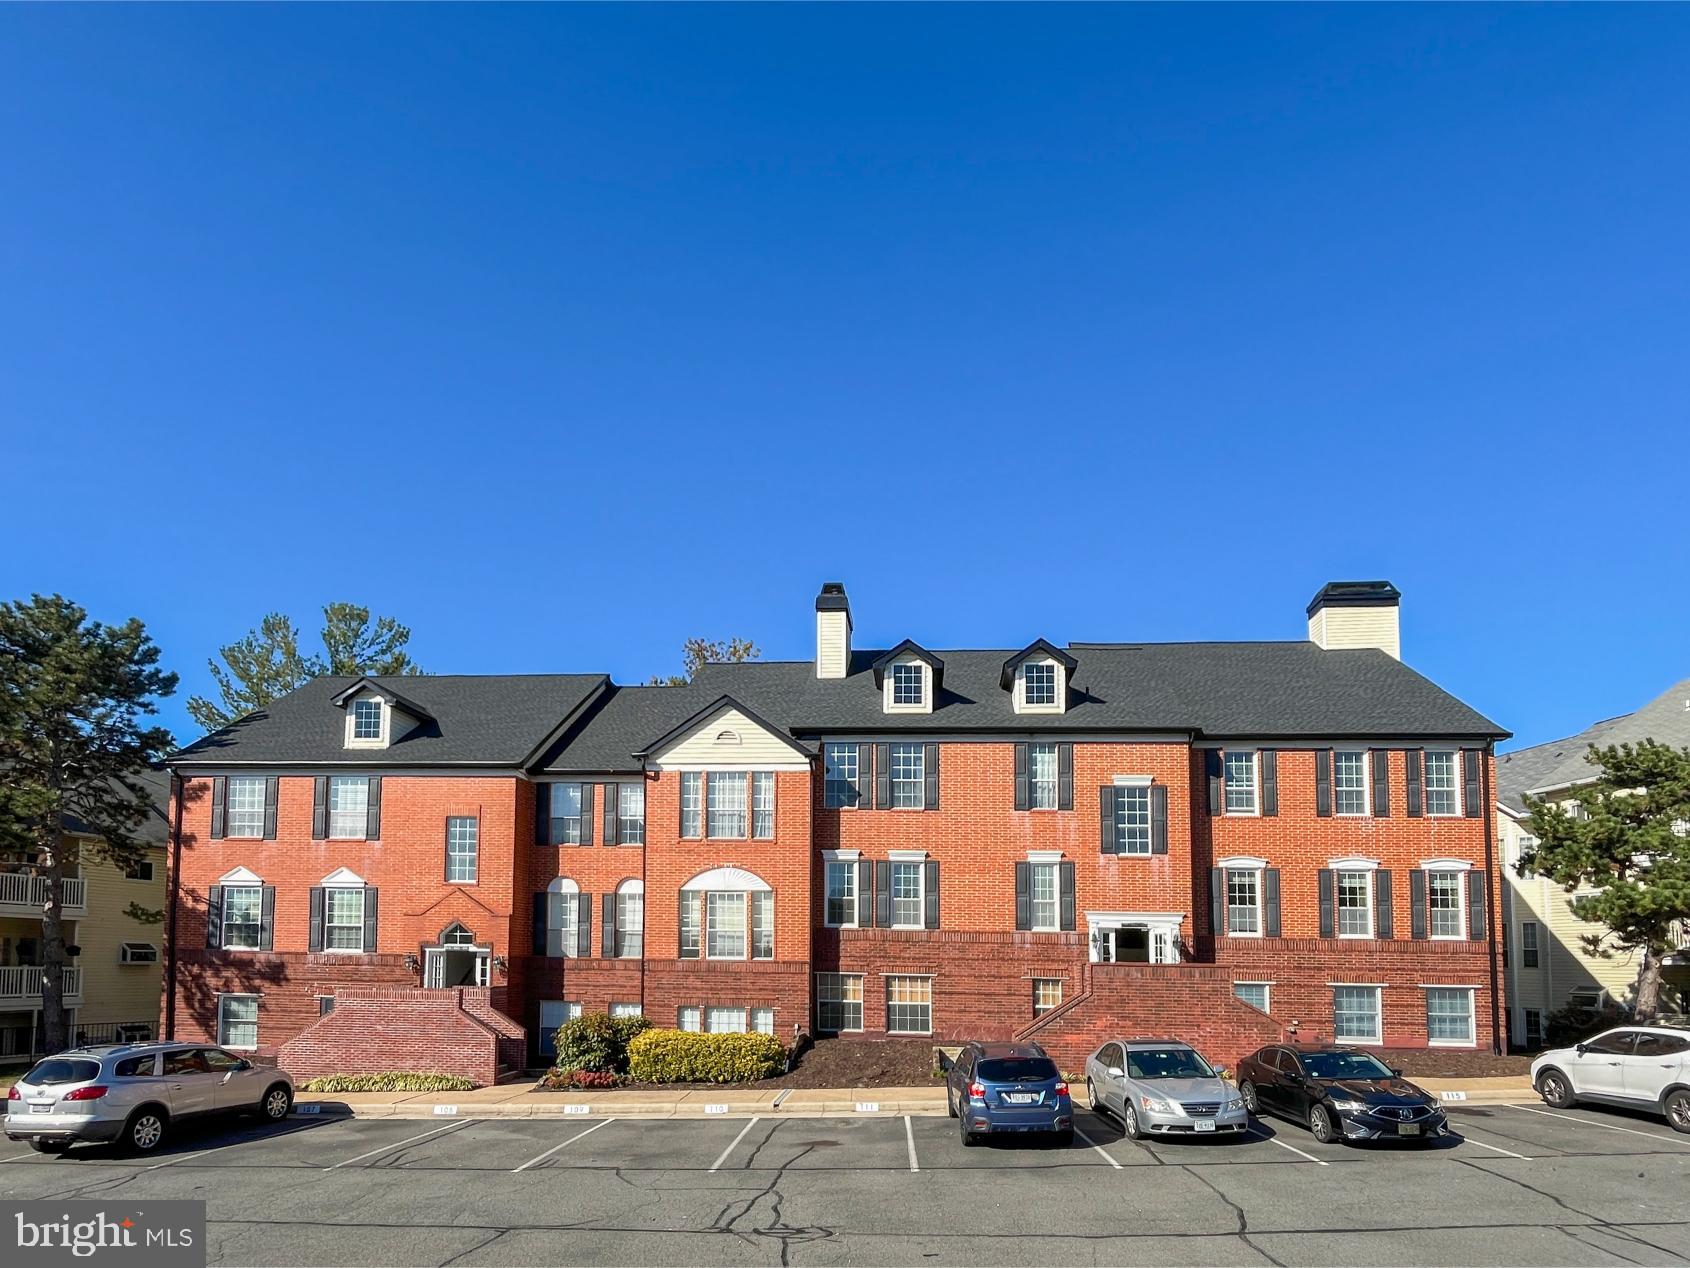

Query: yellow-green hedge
left=302, top=1073, right=478, bottom=1093
left=626, top=1029, right=786, bottom=1084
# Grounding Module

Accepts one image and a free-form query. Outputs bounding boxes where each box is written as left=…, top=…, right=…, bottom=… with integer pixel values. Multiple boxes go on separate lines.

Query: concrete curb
left=295, top=1100, right=953, bottom=1121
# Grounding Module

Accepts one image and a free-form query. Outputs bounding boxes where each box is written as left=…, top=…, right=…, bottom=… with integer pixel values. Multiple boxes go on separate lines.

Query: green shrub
left=553, top=1011, right=653, bottom=1074
left=302, top=1073, right=478, bottom=1093
left=626, top=1029, right=786, bottom=1084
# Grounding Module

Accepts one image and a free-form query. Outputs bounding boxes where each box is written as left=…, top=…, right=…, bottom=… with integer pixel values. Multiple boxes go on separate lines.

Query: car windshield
left=1300, top=1051, right=1394, bottom=1081
left=24, top=1057, right=101, bottom=1086
left=1126, top=1048, right=1214, bottom=1080
left=975, top=1058, right=1058, bottom=1083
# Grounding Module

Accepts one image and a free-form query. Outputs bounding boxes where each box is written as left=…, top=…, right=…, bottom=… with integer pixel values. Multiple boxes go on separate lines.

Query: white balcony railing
left=0, top=871, right=86, bottom=913
left=0, top=966, right=83, bottom=1002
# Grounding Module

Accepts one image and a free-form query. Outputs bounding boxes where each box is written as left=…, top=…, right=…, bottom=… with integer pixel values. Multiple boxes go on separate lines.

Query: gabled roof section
left=999, top=639, right=1079, bottom=690
left=329, top=677, right=436, bottom=723
left=632, top=694, right=814, bottom=760
left=1497, top=678, right=1690, bottom=813
left=870, top=640, right=946, bottom=689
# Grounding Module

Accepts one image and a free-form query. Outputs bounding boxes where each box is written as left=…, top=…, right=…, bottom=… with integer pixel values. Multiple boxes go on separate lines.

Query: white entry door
left=424, top=948, right=489, bottom=988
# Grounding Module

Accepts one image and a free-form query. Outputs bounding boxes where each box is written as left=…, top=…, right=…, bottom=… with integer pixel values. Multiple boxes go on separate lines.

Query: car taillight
left=63, top=1086, right=108, bottom=1101
left=968, top=1082, right=986, bottom=1099
left=6, top=1086, right=18, bottom=1101
left=1054, top=1081, right=1070, bottom=1097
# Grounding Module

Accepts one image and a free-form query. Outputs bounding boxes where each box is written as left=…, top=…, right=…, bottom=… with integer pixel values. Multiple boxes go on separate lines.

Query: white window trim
left=887, top=741, right=927, bottom=809
left=1014, top=659, right=1066, bottom=715
left=1223, top=750, right=1260, bottom=817
left=1113, top=774, right=1153, bottom=788
left=1233, top=980, right=1272, bottom=1012
left=344, top=695, right=390, bottom=749
left=1331, top=984, right=1383, bottom=1045
left=1028, top=859, right=1061, bottom=933
left=883, top=659, right=933, bottom=714
left=321, top=886, right=367, bottom=955
left=219, top=880, right=265, bottom=953
left=219, top=865, right=263, bottom=885
left=887, top=858, right=927, bottom=930
left=1332, top=750, right=1371, bottom=817
left=1084, top=912, right=1185, bottom=964
left=1333, top=867, right=1376, bottom=940
left=217, top=992, right=260, bottom=1051
left=823, top=857, right=859, bottom=930
left=1420, top=858, right=1474, bottom=871
left=704, top=891, right=751, bottom=962
left=320, top=867, right=366, bottom=887
left=1026, top=849, right=1064, bottom=863
left=445, top=816, right=480, bottom=885
left=681, top=865, right=771, bottom=893
left=884, top=973, right=934, bottom=1036
left=1223, top=863, right=1265, bottom=939
left=1425, top=985, right=1477, bottom=1048
left=823, top=743, right=863, bottom=811
left=119, top=941, right=159, bottom=965
left=1423, top=749, right=1463, bottom=817
left=1424, top=866, right=1467, bottom=941
left=815, top=971, right=865, bottom=1034
left=223, top=777, right=269, bottom=839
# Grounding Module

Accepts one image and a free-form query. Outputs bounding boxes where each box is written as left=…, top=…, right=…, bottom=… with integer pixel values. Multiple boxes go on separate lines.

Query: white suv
left=1531, top=1024, right=1690, bottom=1134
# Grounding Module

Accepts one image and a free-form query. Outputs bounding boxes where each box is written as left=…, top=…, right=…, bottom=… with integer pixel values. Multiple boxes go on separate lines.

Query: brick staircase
left=277, top=987, right=526, bottom=1087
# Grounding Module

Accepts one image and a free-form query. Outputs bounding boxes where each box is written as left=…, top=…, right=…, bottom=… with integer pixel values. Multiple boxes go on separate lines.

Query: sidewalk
left=294, top=1075, right=1536, bottom=1120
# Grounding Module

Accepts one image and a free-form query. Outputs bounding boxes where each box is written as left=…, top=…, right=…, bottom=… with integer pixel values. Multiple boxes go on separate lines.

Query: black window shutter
left=924, top=743, right=940, bottom=810
left=1371, top=750, right=1390, bottom=818
left=1260, top=750, right=1278, bottom=817
left=1405, top=750, right=1424, bottom=818
left=1058, top=743, right=1074, bottom=811
left=1263, top=868, right=1282, bottom=937
left=262, top=777, right=279, bottom=839
left=1463, top=749, right=1483, bottom=818
left=1314, top=750, right=1332, bottom=817
left=1205, top=750, right=1223, bottom=815
left=855, top=743, right=872, bottom=807
left=1099, top=786, right=1118, bottom=854
left=580, top=784, right=595, bottom=845
left=1013, top=743, right=1030, bottom=811
left=366, top=777, right=382, bottom=840
left=1376, top=869, right=1394, bottom=939
left=1410, top=869, right=1427, bottom=939
left=206, top=885, right=223, bottom=948
left=534, top=783, right=551, bottom=846
left=259, top=885, right=275, bottom=950
left=210, top=778, right=227, bottom=839
left=1151, top=784, right=1169, bottom=854
left=532, top=893, right=548, bottom=956
left=1058, top=861, right=1076, bottom=931
left=603, top=784, right=620, bottom=845
left=1014, top=862, right=1031, bottom=930
left=602, top=893, right=617, bottom=957
left=875, top=861, right=892, bottom=928
left=1318, top=869, right=1335, bottom=939
left=308, top=887, right=325, bottom=953
left=856, top=858, right=875, bottom=926
left=1209, top=868, right=1225, bottom=936
left=924, top=860, right=940, bottom=929
left=577, top=893, right=592, bottom=956
left=363, top=887, right=379, bottom=953
left=1468, top=871, right=1487, bottom=940
left=875, top=744, right=891, bottom=809
left=312, top=777, right=328, bottom=839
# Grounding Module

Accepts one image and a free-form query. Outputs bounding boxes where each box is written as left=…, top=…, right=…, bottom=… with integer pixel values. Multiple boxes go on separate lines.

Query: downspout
left=1483, top=747, right=1502, bottom=1055
left=164, top=770, right=185, bottom=1041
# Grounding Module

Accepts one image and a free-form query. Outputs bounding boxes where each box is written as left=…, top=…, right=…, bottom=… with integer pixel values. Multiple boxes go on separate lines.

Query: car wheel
left=1085, top=1079, right=1103, bottom=1117
left=124, top=1108, right=168, bottom=1155
left=1121, top=1100, right=1142, bottom=1141
left=960, top=1115, right=978, bottom=1148
left=1664, top=1090, right=1690, bottom=1135
left=260, top=1084, right=293, bottom=1122
left=1240, top=1080, right=1259, bottom=1116
left=28, top=1140, right=69, bottom=1154
left=1309, top=1103, right=1338, bottom=1145
left=1537, top=1069, right=1575, bottom=1109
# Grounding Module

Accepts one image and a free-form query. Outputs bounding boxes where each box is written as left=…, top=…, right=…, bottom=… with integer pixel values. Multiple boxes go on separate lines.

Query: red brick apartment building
left=162, top=581, right=1509, bottom=1082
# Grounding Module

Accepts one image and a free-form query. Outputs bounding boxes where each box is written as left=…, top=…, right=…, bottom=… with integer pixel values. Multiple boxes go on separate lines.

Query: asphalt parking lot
left=5, top=1101, right=1690, bottom=1266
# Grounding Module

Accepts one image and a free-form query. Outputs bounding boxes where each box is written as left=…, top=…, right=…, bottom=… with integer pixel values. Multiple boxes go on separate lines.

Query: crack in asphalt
left=437, top=1227, right=509, bottom=1267
left=1452, top=1156, right=1689, bottom=1264
left=708, top=1130, right=836, bottom=1266
left=1179, top=1165, right=1287, bottom=1267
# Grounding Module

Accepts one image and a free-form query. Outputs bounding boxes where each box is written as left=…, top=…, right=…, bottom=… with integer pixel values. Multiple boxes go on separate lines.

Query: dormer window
left=891, top=663, right=925, bottom=707
left=871, top=642, right=942, bottom=716
left=352, top=698, right=382, bottom=741
left=1002, top=641, right=1076, bottom=715
left=1023, top=663, right=1057, bottom=707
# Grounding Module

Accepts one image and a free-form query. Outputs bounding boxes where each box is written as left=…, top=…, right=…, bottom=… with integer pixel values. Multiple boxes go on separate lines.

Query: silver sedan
left=1084, top=1039, right=1248, bottom=1140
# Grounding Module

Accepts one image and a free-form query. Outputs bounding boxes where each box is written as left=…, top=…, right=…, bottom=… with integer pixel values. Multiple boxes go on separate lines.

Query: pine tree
left=647, top=637, right=761, bottom=686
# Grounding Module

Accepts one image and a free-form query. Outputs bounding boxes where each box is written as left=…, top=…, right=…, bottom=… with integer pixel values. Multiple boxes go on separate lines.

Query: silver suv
left=4, top=1043, right=294, bottom=1155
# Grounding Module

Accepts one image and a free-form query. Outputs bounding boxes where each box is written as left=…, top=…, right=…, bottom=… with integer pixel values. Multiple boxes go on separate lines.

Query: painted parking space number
left=1439, top=1091, right=1468, bottom=1102
left=433, top=1104, right=460, bottom=1116
left=704, top=1104, right=730, bottom=1115
left=564, top=1104, right=591, bottom=1115
left=855, top=1102, right=880, bottom=1113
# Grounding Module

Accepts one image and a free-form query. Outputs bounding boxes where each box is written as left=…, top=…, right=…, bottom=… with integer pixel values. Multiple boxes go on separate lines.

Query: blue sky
left=4, top=6, right=1686, bottom=749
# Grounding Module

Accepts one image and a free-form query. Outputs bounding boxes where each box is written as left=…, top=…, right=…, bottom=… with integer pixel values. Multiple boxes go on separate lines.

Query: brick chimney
left=815, top=582, right=852, bottom=679
left=1307, top=581, right=1402, bottom=660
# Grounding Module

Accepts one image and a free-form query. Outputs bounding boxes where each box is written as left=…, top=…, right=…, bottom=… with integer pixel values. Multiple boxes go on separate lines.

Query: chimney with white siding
left=1307, top=581, right=1402, bottom=660
left=815, top=582, right=852, bottom=678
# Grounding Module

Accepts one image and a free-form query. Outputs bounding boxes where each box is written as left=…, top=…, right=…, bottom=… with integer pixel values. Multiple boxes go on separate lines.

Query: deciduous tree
left=648, top=637, right=760, bottom=686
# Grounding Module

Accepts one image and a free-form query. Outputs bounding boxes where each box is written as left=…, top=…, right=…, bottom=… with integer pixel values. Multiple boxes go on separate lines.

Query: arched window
left=613, top=879, right=644, bottom=959
left=679, top=867, right=772, bottom=962
left=440, top=922, right=477, bottom=947
left=547, top=877, right=582, bottom=958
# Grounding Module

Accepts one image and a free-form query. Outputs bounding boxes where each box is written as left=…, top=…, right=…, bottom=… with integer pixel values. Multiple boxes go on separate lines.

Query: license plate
left=1397, top=1123, right=1421, bottom=1136
left=1003, top=1093, right=1038, bottom=1105
left=29, top=1103, right=52, bottom=1114
left=1193, top=1120, right=1216, bottom=1133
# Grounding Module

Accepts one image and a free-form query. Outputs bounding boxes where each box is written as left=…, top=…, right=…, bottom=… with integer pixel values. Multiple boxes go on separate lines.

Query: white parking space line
left=904, top=1114, right=919, bottom=1173
left=1247, top=1126, right=1329, bottom=1165
left=1457, top=1134, right=1532, bottom=1160
left=1071, top=1125, right=1122, bottom=1169
left=1506, top=1104, right=1690, bottom=1147
left=708, top=1116, right=761, bottom=1173
left=510, top=1118, right=614, bottom=1173
left=324, top=1121, right=467, bottom=1170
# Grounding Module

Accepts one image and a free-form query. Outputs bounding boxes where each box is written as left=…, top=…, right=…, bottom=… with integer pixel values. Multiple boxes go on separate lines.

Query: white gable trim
left=321, top=867, right=366, bottom=888
left=649, top=703, right=810, bottom=772
left=218, top=866, right=263, bottom=885
left=681, top=865, right=771, bottom=893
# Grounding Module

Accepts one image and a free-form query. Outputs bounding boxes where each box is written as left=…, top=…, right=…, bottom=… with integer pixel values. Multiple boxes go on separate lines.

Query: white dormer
left=1001, top=640, right=1077, bottom=715
left=871, top=641, right=943, bottom=716
left=330, top=679, right=434, bottom=752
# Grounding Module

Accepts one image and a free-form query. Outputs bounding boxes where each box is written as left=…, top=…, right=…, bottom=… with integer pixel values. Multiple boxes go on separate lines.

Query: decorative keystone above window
left=1000, top=640, right=1077, bottom=715
left=870, top=641, right=944, bottom=715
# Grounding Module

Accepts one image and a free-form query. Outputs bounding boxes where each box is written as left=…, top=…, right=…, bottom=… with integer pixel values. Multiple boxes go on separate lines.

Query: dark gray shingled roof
left=63, top=768, right=171, bottom=846
left=1498, top=678, right=1690, bottom=813
left=536, top=685, right=714, bottom=773
left=173, top=674, right=608, bottom=767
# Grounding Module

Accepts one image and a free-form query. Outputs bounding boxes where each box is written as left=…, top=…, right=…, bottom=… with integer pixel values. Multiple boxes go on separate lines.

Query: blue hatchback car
left=946, top=1042, right=1073, bottom=1146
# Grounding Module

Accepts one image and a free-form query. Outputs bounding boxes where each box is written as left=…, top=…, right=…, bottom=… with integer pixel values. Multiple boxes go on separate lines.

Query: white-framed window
left=1332, top=985, right=1382, bottom=1044
left=1336, top=870, right=1373, bottom=938
left=351, top=697, right=383, bottom=741
left=1521, top=921, right=1539, bottom=968
left=678, top=1006, right=702, bottom=1033
left=707, top=772, right=748, bottom=838
left=1227, top=868, right=1262, bottom=936
left=551, top=783, right=585, bottom=844
left=221, top=885, right=264, bottom=951
left=886, top=976, right=932, bottom=1035
left=617, top=782, right=645, bottom=844
left=890, top=861, right=924, bottom=928
left=751, top=1007, right=775, bottom=1036
left=890, top=743, right=925, bottom=808
left=445, top=816, right=478, bottom=883
left=615, top=882, right=644, bottom=958
left=218, top=994, right=259, bottom=1050
left=681, top=772, right=703, bottom=839
left=119, top=941, right=159, bottom=965
left=824, top=744, right=860, bottom=809
left=547, top=879, right=579, bottom=958
left=1029, top=743, right=1058, bottom=810
left=226, top=777, right=266, bottom=838
left=1428, top=870, right=1465, bottom=939
left=1333, top=751, right=1368, bottom=817
left=1115, top=785, right=1152, bottom=854
left=825, top=859, right=857, bottom=927
left=324, top=887, right=365, bottom=951
left=753, top=772, right=775, bottom=839
left=1424, top=751, right=1460, bottom=816
left=706, top=892, right=747, bottom=959
left=1223, top=752, right=1258, bottom=815
left=328, top=776, right=369, bottom=839
left=441, top=922, right=476, bottom=946
left=679, top=891, right=701, bottom=959
left=609, top=1002, right=643, bottom=1019
left=1233, top=981, right=1271, bottom=1012
left=1033, top=978, right=1063, bottom=1015
left=1030, top=861, right=1059, bottom=931
left=752, top=891, right=773, bottom=960
left=125, top=859, right=156, bottom=882
left=1426, top=987, right=1475, bottom=1046
left=706, top=1006, right=749, bottom=1035
left=890, top=662, right=925, bottom=707
left=816, top=972, right=863, bottom=1033
left=1023, top=662, right=1058, bottom=707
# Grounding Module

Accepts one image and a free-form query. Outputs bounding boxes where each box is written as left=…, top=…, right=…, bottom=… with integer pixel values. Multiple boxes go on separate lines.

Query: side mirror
left=1575, top=1043, right=1588, bottom=1056
left=236, top=1059, right=252, bottom=1071
left=1286, top=1071, right=1304, bottom=1084
left=1106, top=1066, right=1124, bottom=1078
left=1390, top=1068, right=1403, bottom=1078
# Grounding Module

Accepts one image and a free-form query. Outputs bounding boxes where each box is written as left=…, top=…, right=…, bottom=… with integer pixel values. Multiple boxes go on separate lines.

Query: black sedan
left=1234, top=1043, right=1448, bottom=1145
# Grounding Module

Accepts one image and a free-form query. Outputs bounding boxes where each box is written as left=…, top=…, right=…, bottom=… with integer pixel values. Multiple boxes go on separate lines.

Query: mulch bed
left=1380, top=1050, right=1534, bottom=1079
left=539, top=1038, right=944, bottom=1092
